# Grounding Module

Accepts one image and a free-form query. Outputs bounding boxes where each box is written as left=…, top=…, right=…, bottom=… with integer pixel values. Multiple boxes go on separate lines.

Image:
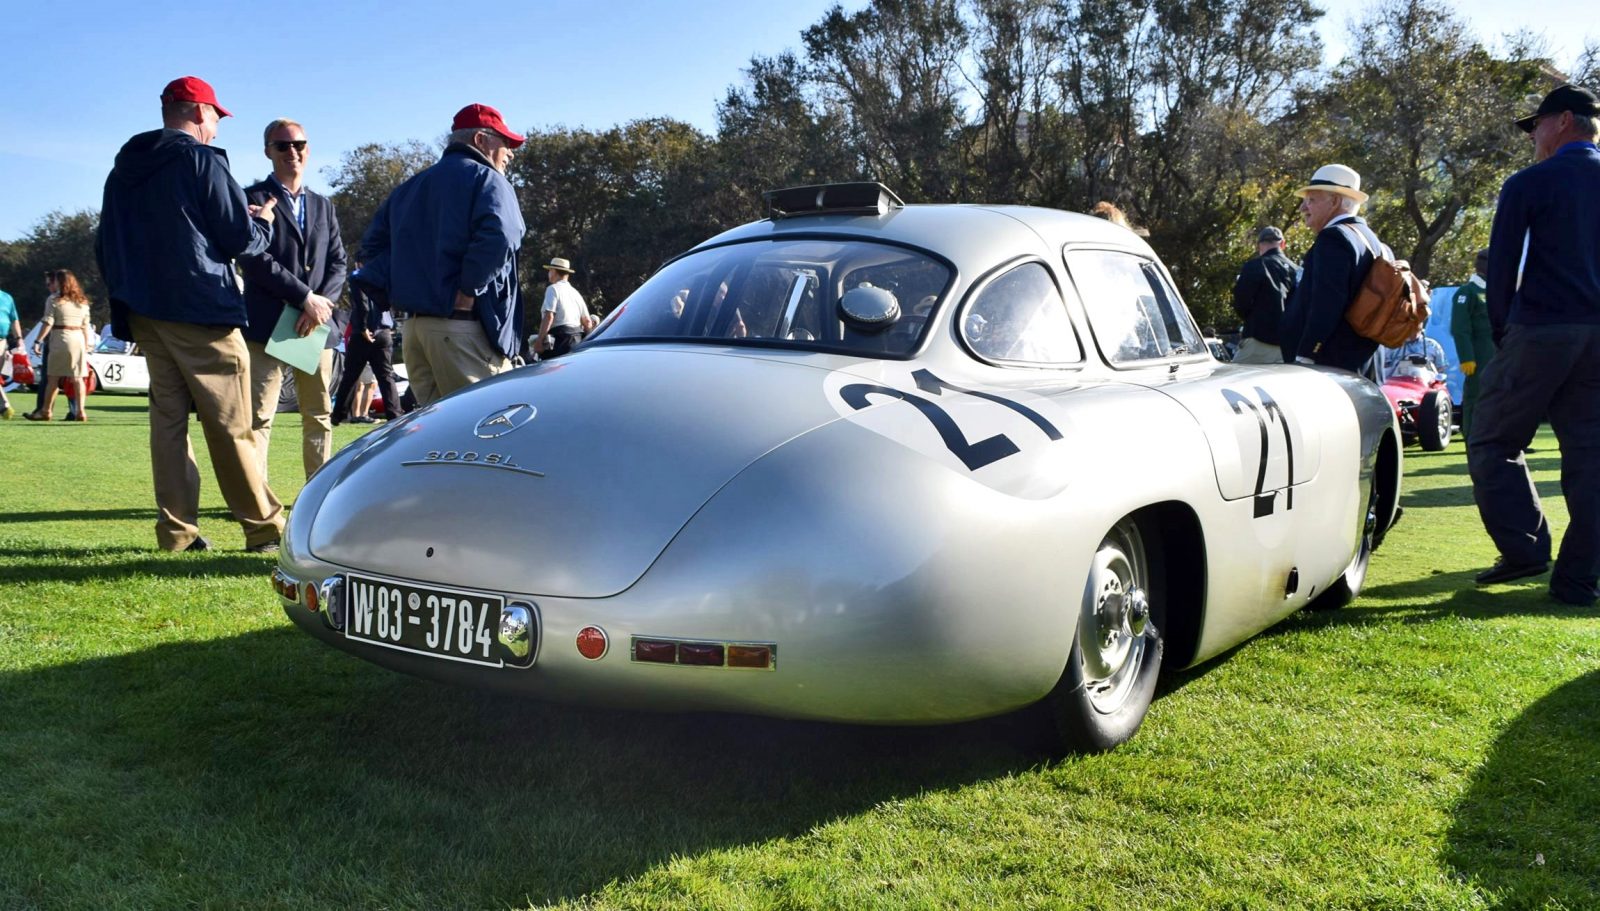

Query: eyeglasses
left=270, top=140, right=308, bottom=153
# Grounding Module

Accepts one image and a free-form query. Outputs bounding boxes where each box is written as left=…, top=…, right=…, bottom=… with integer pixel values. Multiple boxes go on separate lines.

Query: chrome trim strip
left=398, top=460, right=546, bottom=478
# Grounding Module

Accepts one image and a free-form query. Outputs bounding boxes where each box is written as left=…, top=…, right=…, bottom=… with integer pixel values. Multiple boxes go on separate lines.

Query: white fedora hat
left=1295, top=163, right=1368, bottom=204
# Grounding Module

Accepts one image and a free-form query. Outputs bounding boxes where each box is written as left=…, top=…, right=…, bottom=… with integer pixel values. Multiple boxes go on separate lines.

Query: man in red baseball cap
left=452, top=103, right=525, bottom=148
left=95, top=76, right=286, bottom=553
left=160, top=76, right=233, bottom=118
left=357, top=103, right=528, bottom=404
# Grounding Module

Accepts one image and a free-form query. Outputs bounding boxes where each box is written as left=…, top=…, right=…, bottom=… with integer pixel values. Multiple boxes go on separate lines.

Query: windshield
left=586, top=239, right=952, bottom=357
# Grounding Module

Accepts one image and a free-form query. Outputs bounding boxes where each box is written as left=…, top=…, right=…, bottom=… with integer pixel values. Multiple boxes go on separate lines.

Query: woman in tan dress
left=25, top=270, right=94, bottom=422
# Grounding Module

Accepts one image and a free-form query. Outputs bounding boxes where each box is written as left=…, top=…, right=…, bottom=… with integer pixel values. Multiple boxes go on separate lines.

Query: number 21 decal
left=1222, top=386, right=1294, bottom=518
left=837, top=369, right=1062, bottom=471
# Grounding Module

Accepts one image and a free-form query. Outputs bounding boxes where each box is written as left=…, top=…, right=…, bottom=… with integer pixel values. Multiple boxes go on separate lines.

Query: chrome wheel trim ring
left=1079, top=520, right=1152, bottom=715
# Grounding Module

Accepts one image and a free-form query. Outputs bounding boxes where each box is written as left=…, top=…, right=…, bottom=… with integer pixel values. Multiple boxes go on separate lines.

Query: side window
left=960, top=262, right=1082, bottom=366
left=1067, top=250, right=1206, bottom=364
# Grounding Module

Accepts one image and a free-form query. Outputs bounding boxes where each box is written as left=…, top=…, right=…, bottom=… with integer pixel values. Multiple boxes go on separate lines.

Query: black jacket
left=1231, top=249, right=1297, bottom=345
left=238, top=179, right=347, bottom=345
left=1487, top=142, right=1600, bottom=337
left=1280, top=215, right=1383, bottom=372
left=96, top=129, right=272, bottom=338
left=348, top=279, right=392, bottom=335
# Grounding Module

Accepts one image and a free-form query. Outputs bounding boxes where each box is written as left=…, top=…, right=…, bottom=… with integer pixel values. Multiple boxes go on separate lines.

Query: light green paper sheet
left=262, top=307, right=331, bottom=374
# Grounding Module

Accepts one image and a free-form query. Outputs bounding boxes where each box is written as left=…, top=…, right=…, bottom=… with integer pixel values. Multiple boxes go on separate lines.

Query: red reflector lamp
left=633, top=639, right=676, bottom=663
left=576, top=626, right=608, bottom=660
left=303, top=582, right=319, bottom=612
left=727, top=645, right=773, bottom=669
left=677, top=642, right=725, bottom=666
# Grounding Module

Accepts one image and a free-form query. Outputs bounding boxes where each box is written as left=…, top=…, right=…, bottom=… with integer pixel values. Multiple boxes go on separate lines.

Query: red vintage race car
left=1381, top=355, right=1453, bottom=450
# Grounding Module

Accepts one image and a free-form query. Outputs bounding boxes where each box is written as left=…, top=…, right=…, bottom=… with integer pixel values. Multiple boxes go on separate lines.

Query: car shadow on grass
left=1401, top=483, right=1477, bottom=509
left=1443, top=668, right=1600, bottom=906
left=1293, top=575, right=1589, bottom=629
left=0, top=627, right=1056, bottom=908
left=1402, top=454, right=1561, bottom=479
left=3, top=506, right=236, bottom=524
left=0, top=544, right=282, bottom=582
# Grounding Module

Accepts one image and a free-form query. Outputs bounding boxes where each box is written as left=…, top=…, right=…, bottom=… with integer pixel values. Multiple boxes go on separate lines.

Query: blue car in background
left=1421, top=285, right=1467, bottom=406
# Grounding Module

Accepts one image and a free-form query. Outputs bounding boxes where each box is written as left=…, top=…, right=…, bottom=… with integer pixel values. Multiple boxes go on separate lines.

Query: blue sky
left=1, top=0, right=1593, bottom=241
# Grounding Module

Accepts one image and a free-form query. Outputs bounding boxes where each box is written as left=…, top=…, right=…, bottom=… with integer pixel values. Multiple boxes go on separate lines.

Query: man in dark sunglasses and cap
left=1468, top=84, right=1600, bottom=607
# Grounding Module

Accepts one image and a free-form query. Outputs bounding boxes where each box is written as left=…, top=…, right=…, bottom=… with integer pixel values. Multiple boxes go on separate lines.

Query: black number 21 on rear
left=345, top=573, right=505, bottom=666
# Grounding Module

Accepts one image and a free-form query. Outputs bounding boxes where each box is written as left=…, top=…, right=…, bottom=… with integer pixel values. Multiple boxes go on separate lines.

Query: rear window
left=586, top=239, right=952, bottom=357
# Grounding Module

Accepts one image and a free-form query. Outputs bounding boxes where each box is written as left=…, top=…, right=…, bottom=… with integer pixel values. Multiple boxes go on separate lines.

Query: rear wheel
left=1418, top=390, right=1452, bottom=451
left=1309, top=478, right=1379, bottom=611
left=1047, top=517, right=1165, bottom=754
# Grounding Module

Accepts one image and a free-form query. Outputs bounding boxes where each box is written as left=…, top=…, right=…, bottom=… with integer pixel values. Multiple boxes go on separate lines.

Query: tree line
left=3, top=0, right=1594, bottom=334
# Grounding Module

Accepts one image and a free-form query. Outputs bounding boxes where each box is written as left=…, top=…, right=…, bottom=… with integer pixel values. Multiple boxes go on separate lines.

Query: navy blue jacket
left=359, top=143, right=525, bottom=358
left=1486, top=142, right=1600, bottom=337
left=238, top=179, right=347, bottom=346
left=1231, top=249, right=1298, bottom=345
left=1279, top=215, right=1383, bottom=372
left=96, top=129, right=272, bottom=338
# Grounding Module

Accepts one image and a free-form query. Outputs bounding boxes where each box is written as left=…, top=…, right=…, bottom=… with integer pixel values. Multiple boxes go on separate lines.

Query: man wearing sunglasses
left=238, top=119, right=347, bottom=482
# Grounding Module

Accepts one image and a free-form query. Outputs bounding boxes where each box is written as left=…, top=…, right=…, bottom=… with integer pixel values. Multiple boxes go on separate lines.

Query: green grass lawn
left=1, top=390, right=1596, bottom=910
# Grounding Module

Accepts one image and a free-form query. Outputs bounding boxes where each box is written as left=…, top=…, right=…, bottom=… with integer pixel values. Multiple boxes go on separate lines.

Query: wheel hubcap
left=1079, top=521, right=1154, bottom=714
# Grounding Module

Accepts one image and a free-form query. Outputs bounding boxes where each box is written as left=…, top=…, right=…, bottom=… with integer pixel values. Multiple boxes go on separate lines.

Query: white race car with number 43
left=275, top=183, right=1401, bottom=754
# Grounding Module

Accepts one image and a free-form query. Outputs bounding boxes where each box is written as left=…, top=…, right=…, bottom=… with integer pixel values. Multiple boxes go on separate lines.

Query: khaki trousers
left=1232, top=337, right=1283, bottom=365
left=403, top=316, right=510, bottom=406
left=246, top=339, right=333, bottom=482
left=129, top=314, right=284, bottom=551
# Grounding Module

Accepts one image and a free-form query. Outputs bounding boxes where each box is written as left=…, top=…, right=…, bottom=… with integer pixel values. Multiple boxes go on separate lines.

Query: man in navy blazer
left=1469, top=84, right=1600, bottom=606
left=1278, top=164, right=1385, bottom=376
left=239, top=117, right=347, bottom=482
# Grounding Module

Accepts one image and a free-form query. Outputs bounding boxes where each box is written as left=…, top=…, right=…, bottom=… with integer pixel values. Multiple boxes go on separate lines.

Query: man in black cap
left=1468, top=84, right=1600, bottom=607
left=1230, top=225, right=1298, bottom=364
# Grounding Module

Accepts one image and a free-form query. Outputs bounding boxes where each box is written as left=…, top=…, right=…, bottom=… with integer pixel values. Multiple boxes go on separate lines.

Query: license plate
left=344, top=573, right=505, bottom=667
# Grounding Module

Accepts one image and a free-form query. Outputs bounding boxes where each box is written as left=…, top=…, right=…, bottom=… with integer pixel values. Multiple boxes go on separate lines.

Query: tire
left=1418, top=389, right=1452, bottom=451
left=1308, top=477, right=1379, bottom=611
left=1047, top=517, right=1165, bottom=754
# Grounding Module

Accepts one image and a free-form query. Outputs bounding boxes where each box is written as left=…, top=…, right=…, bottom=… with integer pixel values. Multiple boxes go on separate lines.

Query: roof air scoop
left=764, top=182, right=905, bottom=219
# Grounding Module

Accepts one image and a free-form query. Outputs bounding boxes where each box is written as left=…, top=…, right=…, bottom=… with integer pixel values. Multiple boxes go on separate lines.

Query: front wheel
left=1418, top=390, right=1452, bottom=451
left=1047, top=517, right=1165, bottom=754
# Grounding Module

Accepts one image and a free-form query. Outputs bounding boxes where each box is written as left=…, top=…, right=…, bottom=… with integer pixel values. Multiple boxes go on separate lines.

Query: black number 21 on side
left=1222, top=387, right=1295, bottom=518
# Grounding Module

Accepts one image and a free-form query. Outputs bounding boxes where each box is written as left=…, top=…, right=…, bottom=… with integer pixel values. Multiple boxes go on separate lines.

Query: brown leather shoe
left=23, top=410, right=51, bottom=421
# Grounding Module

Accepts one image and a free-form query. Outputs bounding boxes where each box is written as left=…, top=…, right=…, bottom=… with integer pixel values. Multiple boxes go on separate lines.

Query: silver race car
left=275, top=184, right=1401, bottom=753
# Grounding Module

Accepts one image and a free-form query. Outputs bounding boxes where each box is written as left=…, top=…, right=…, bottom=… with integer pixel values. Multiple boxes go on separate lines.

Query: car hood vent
left=307, top=347, right=843, bottom=598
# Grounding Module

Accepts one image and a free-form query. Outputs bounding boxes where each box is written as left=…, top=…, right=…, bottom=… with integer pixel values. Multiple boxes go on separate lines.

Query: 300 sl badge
left=400, top=450, right=545, bottom=477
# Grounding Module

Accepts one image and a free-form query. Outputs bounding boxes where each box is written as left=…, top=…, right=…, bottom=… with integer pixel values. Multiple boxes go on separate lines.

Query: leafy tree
left=510, top=119, right=724, bottom=314
left=323, top=140, right=437, bottom=273
left=801, top=0, right=971, bottom=198
left=715, top=52, right=860, bottom=216
left=1306, top=0, right=1547, bottom=282
left=0, top=210, right=103, bottom=326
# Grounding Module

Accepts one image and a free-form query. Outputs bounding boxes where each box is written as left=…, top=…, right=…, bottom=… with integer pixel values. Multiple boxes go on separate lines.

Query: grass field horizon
left=1, top=389, right=1596, bottom=910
